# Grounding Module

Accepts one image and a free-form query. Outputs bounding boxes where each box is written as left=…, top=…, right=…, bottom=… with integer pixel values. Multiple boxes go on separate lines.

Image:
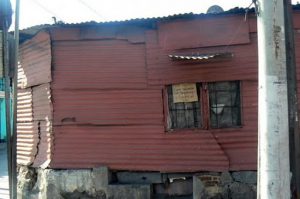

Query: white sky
left=9, top=0, right=300, bottom=30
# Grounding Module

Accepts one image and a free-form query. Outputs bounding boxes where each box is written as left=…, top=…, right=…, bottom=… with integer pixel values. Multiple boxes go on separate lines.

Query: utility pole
left=257, top=0, right=291, bottom=198
left=284, top=0, right=300, bottom=198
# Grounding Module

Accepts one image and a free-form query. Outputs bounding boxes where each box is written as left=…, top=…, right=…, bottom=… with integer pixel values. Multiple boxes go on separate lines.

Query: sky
left=9, top=0, right=300, bottom=30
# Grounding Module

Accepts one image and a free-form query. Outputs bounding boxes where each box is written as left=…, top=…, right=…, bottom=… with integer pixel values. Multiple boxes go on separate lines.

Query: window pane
left=167, top=85, right=201, bottom=130
left=209, top=81, right=241, bottom=128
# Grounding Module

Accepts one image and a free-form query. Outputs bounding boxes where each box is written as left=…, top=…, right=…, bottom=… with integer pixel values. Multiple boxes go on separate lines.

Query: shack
left=16, top=7, right=300, bottom=199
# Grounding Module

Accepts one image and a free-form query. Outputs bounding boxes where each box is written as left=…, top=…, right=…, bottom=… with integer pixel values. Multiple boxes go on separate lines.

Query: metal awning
left=168, top=52, right=233, bottom=61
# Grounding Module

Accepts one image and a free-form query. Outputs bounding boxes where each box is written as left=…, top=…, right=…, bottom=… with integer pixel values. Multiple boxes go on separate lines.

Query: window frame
left=163, top=81, right=243, bottom=133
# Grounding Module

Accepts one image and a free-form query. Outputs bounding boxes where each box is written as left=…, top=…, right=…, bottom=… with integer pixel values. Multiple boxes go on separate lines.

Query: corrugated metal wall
left=157, top=15, right=250, bottom=50
left=17, top=31, right=53, bottom=167
left=52, top=125, right=229, bottom=171
left=52, top=90, right=163, bottom=126
left=51, top=40, right=147, bottom=89
left=18, top=32, right=51, bottom=89
left=16, top=122, right=38, bottom=165
left=18, top=13, right=300, bottom=172
left=48, top=15, right=258, bottom=172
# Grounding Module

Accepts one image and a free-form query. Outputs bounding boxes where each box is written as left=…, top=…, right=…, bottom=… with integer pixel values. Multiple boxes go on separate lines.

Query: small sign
left=172, top=83, right=198, bottom=103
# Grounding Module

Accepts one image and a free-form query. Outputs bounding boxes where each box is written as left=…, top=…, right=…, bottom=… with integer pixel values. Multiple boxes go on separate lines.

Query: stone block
left=154, top=179, right=192, bottom=196
left=18, top=166, right=109, bottom=199
left=117, top=171, right=162, bottom=184
left=93, top=167, right=111, bottom=191
left=228, top=182, right=256, bottom=199
left=193, top=176, right=207, bottom=199
left=108, top=184, right=151, bottom=199
left=220, top=172, right=233, bottom=186
left=231, top=171, right=257, bottom=184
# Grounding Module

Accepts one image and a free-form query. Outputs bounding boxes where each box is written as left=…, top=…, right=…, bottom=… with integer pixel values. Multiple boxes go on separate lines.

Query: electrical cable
left=76, top=0, right=106, bottom=20
left=31, top=0, right=63, bottom=22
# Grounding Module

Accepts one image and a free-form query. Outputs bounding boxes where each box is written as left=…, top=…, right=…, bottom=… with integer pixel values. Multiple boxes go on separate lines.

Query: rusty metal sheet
left=18, top=31, right=51, bottom=89
left=17, top=88, right=33, bottom=122
left=17, top=122, right=39, bottom=165
left=33, top=121, right=52, bottom=168
left=50, top=125, right=229, bottom=172
left=158, top=15, right=250, bottom=50
left=50, top=25, right=146, bottom=43
left=52, top=89, right=163, bottom=126
left=51, top=40, right=147, bottom=89
left=214, top=80, right=258, bottom=170
left=147, top=32, right=257, bottom=84
left=32, top=83, right=53, bottom=121
left=50, top=81, right=258, bottom=171
left=146, top=32, right=258, bottom=86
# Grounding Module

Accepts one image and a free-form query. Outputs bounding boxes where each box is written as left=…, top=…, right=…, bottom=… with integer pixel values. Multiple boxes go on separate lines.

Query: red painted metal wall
left=51, top=40, right=147, bottom=89
left=52, top=125, right=229, bottom=172
left=21, top=12, right=300, bottom=172
left=17, top=32, right=53, bottom=167
left=48, top=14, right=260, bottom=172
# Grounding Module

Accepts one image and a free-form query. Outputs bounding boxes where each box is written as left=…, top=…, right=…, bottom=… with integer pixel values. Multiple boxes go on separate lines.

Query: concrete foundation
left=193, top=172, right=257, bottom=199
left=17, top=166, right=256, bottom=199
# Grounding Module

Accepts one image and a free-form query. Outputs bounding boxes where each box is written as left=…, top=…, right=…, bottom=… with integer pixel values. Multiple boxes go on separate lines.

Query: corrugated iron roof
left=19, top=7, right=255, bottom=42
left=168, top=52, right=233, bottom=61
left=18, top=4, right=300, bottom=41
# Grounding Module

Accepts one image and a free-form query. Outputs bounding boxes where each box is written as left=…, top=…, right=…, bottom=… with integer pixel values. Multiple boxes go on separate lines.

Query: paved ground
left=0, top=143, right=9, bottom=199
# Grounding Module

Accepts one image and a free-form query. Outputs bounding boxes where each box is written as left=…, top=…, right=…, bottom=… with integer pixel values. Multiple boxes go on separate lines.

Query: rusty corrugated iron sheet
left=51, top=125, right=229, bottom=172
left=51, top=40, right=147, bottom=89
left=52, top=90, right=163, bottom=126
left=17, top=32, right=53, bottom=167
left=146, top=32, right=258, bottom=86
left=33, top=121, right=52, bottom=168
left=17, top=122, right=38, bottom=165
left=19, top=13, right=263, bottom=172
left=158, top=15, right=250, bottom=50
left=32, top=83, right=53, bottom=121
left=215, top=80, right=258, bottom=170
left=50, top=80, right=258, bottom=171
left=17, top=88, right=33, bottom=122
left=18, top=31, right=51, bottom=89
left=48, top=17, right=259, bottom=171
left=19, top=7, right=255, bottom=39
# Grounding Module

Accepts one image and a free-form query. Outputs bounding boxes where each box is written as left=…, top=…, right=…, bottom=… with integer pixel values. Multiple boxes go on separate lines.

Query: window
left=166, top=81, right=241, bottom=130
left=167, top=84, right=201, bottom=129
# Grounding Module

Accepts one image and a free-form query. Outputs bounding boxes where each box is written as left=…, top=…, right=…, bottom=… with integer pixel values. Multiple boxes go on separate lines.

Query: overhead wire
left=76, top=0, right=106, bottom=20
left=30, top=0, right=63, bottom=22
